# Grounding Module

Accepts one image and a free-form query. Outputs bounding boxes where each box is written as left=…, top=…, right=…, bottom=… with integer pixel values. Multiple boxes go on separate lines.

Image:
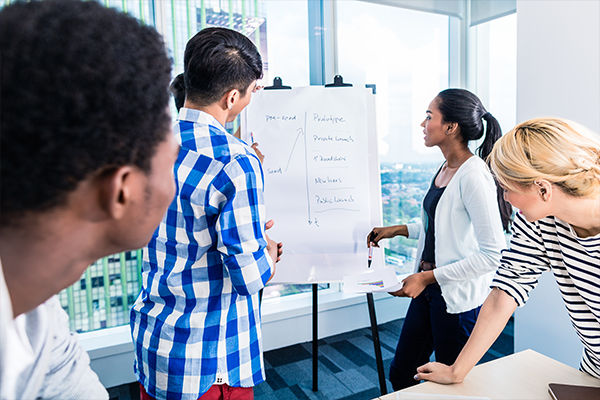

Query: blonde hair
left=489, top=118, right=600, bottom=198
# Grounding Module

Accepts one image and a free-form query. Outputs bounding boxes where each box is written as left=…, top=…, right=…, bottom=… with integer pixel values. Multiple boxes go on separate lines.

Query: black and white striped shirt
left=492, top=212, right=600, bottom=379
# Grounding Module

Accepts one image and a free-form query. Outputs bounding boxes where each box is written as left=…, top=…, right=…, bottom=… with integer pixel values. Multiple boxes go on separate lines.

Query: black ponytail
left=170, top=73, right=186, bottom=112
left=480, top=112, right=512, bottom=232
left=436, top=89, right=513, bottom=232
left=478, top=112, right=501, bottom=160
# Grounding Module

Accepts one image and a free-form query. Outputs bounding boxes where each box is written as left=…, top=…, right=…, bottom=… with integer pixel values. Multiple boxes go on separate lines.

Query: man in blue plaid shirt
left=131, top=28, right=282, bottom=400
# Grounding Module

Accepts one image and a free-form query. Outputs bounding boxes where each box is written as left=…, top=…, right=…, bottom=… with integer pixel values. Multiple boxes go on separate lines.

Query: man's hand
left=264, top=219, right=282, bottom=283
left=265, top=219, right=283, bottom=262
left=251, top=143, right=264, bottom=163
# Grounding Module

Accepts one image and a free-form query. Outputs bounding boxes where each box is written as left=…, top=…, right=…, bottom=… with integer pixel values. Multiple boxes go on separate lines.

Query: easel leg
left=366, top=293, right=387, bottom=395
left=312, top=284, right=318, bottom=391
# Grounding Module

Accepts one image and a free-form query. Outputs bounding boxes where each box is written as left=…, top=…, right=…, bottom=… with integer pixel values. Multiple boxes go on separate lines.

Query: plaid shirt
left=130, top=109, right=273, bottom=400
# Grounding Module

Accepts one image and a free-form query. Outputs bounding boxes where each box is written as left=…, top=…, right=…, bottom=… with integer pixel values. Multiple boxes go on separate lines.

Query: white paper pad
left=343, top=267, right=410, bottom=293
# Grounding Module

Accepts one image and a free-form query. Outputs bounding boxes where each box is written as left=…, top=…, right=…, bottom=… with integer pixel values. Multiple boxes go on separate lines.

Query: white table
left=377, top=349, right=600, bottom=400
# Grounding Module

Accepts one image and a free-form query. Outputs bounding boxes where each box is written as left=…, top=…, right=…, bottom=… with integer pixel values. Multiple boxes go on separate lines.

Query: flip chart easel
left=243, top=77, right=387, bottom=395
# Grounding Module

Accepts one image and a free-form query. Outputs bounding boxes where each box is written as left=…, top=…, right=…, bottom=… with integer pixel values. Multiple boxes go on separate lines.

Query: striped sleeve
left=492, top=212, right=552, bottom=307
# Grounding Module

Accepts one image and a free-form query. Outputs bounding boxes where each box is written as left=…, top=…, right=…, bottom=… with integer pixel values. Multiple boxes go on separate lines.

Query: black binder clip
left=264, top=76, right=291, bottom=90
left=325, top=75, right=352, bottom=87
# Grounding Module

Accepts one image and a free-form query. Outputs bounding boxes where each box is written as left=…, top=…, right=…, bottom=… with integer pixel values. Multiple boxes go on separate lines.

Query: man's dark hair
left=0, top=0, right=172, bottom=225
left=170, top=73, right=186, bottom=112
left=183, top=27, right=263, bottom=106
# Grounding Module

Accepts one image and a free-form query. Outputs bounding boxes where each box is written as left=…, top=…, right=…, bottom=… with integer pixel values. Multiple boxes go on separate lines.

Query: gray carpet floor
left=254, top=317, right=513, bottom=400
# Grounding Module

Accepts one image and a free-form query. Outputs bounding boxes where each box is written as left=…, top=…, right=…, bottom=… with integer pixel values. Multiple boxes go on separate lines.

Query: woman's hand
left=367, top=225, right=407, bottom=247
left=414, top=289, right=519, bottom=385
left=414, top=362, right=464, bottom=384
left=389, top=271, right=435, bottom=298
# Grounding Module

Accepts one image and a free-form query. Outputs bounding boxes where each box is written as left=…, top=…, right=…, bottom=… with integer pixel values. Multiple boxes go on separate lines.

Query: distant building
left=58, top=250, right=142, bottom=333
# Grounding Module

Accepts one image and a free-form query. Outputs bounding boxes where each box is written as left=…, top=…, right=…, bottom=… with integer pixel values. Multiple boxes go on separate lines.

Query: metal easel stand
left=312, top=283, right=318, bottom=391
left=311, top=286, right=387, bottom=395
left=367, top=292, right=387, bottom=395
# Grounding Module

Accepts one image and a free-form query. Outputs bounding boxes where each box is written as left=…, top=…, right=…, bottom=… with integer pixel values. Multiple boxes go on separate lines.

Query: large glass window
left=255, top=0, right=319, bottom=300
left=56, top=0, right=314, bottom=332
left=337, top=1, right=449, bottom=274
left=474, top=13, right=517, bottom=135
left=264, top=1, right=310, bottom=87
left=48, top=1, right=517, bottom=333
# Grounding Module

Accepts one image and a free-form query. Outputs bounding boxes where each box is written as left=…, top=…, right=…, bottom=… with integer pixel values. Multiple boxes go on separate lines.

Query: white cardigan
left=406, top=156, right=506, bottom=314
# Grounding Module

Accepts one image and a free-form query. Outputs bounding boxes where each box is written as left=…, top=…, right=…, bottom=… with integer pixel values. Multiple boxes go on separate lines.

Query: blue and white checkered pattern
left=130, top=109, right=273, bottom=400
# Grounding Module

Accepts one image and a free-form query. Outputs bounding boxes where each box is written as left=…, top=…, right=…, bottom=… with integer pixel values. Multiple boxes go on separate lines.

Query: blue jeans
left=389, top=283, right=480, bottom=391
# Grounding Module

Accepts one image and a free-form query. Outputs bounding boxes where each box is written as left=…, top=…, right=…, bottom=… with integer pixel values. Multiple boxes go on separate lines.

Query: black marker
left=368, top=231, right=376, bottom=268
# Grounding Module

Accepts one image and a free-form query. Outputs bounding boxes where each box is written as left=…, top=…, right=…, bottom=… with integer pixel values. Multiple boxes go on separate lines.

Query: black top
left=421, top=172, right=446, bottom=264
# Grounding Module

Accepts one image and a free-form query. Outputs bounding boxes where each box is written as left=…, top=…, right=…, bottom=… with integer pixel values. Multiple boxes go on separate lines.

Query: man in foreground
left=0, top=1, right=176, bottom=398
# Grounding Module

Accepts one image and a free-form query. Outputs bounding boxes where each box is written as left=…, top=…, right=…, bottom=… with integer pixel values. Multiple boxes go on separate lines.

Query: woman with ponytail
left=415, top=118, right=600, bottom=383
left=367, top=88, right=511, bottom=391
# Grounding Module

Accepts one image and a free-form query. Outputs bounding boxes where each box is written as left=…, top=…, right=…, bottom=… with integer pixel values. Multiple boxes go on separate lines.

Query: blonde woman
left=416, top=118, right=600, bottom=383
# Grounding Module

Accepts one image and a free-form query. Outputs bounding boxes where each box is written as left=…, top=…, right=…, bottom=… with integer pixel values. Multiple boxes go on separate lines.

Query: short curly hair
left=0, top=0, right=172, bottom=225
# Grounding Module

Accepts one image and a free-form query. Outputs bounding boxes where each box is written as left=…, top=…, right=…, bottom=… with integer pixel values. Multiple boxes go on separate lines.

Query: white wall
left=517, top=0, right=600, bottom=132
left=515, top=0, right=600, bottom=369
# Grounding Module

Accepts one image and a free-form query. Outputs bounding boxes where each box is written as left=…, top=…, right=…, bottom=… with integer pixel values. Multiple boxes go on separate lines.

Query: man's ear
left=100, top=166, right=134, bottom=220
left=225, top=89, right=239, bottom=111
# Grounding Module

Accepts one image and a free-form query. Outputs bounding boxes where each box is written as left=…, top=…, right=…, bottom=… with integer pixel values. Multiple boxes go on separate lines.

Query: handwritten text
left=315, top=195, right=355, bottom=204
left=313, top=134, right=354, bottom=143
left=267, top=167, right=282, bottom=174
left=313, top=113, right=346, bottom=124
left=313, top=155, right=346, bottom=162
left=266, top=115, right=297, bottom=122
left=315, top=176, right=342, bottom=184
